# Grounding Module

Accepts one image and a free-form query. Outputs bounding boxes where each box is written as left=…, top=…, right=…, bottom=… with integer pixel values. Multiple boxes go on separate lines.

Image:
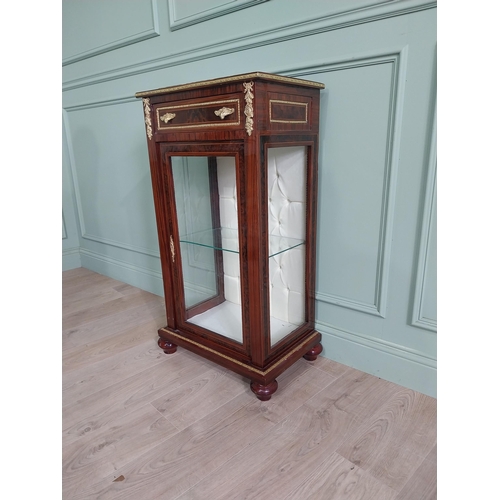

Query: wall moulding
left=316, top=319, right=437, bottom=369
left=63, top=102, right=160, bottom=261
left=290, top=49, right=408, bottom=318
left=81, top=232, right=160, bottom=259
left=168, top=0, right=270, bottom=31
left=63, top=247, right=82, bottom=271
left=411, top=102, right=437, bottom=332
left=62, top=213, right=68, bottom=240
left=62, top=109, right=85, bottom=243
left=316, top=319, right=436, bottom=397
left=315, top=292, right=382, bottom=317
left=64, top=96, right=138, bottom=113
left=79, top=248, right=164, bottom=297
left=63, top=0, right=160, bottom=66
left=62, top=1, right=436, bottom=91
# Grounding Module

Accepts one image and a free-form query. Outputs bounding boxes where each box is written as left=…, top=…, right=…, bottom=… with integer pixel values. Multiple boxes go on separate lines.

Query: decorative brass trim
left=159, top=328, right=319, bottom=376
left=243, top=82, right=254, bottom=136
left=135, top=72, right=325, bottom=98
left=143, top=98, right=152, bottom=140
left=214, top=107, right=235, bottom=120
left=170, top=235, right=175, bottom=262
left=269, top=99, right=309, bottom=124
left=156, top=99, right=240, bottom=130
left=160, top=112, right=176, bottom=124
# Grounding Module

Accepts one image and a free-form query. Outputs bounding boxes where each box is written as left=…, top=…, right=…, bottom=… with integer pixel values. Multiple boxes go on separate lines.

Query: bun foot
left=158, top=338, right=177, bottom=354
left=303, top=343, right=323, bottom=361
left=250, top=380, right=278, bottom=401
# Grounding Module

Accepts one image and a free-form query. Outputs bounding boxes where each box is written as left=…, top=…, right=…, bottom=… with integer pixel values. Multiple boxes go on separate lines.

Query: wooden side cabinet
left=136, top=72, right=325, bottom=400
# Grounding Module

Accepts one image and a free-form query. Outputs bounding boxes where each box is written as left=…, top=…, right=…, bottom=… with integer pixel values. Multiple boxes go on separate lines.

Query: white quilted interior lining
left=267, top=146, right=307, bottom=343
left=187, top=148, right=306, bottom=345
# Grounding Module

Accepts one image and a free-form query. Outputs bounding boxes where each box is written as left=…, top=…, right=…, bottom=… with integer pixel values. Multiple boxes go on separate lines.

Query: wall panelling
left=62, top=0, right=437, bottom=396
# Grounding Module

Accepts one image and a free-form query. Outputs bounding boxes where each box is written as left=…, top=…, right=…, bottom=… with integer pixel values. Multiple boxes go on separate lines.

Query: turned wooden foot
left=158, top=337, right=177, bottom=354
left=250, top=380, right=278, bottom=401
left=303, top=343, right=323, bottom=361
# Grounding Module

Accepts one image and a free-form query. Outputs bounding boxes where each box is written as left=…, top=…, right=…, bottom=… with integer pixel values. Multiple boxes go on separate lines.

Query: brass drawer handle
left=160, top=112, right=176, bottom=124
left=214, top=107, right=235, bottom=120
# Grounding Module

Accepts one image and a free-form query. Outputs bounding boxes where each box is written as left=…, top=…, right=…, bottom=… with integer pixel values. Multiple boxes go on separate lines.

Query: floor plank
left=150, top=367, right=247, bottom=431
left=62, top=286, right=125, bottom=317
left=62, top=352, right=203, bottom=447
left=288, top=452, right=398, bottom=500
left=62, top=404, right=178, bottom=499
left=63, top=290, right=162, bottom=332
left=395, top=444, right=437, bottom=500
left=62, top=268, right=117, bottom=296
left=176, top=369, right=402, bottom=500
left=62, top=269, right=437, bottom=500
left=62, top=319, right=164, bottom=374
left=337, top=389, right=437, bottom=491
left=71, top=393, right=279, bottom=500
left=64, top=299, right=165, bottom=347
left=62, top=341, right=167, bottom=406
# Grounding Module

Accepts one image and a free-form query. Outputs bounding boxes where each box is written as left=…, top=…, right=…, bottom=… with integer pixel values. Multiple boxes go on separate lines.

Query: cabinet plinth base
left=250, top=380, right=278, bottom=401
left=158, top=337, right=177, bottom=354
left=157, top=326, right=322, bottom=399
left=303, top=343, right=323, bottom=361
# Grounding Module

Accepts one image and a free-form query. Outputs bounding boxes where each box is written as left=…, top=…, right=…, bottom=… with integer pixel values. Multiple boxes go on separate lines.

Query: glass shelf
left=179, top=227, right=304, bottom=258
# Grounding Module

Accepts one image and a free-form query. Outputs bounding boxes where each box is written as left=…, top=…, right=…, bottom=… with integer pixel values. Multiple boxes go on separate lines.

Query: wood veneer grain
left=64, top=299, right=165, bottom=347
left=62, top=342, right=167, bottom=406
left=62, top=354, right=203, bottom=447
left=287, top=452, right=398, bottom=500
left=62, top=404, right=178, bottom=499
left=150, top=368, right=247, bottom=431
left=62, top=319, right=166, bottom=373
left=395, top=445, right=437, bottom=500
left=177, top=370, right=401, bottom=500
left=63, top=290, right=162, bottom=332
left=337, top=389, right=437, bottom=491
left=71, top=393, right=278, bottom=500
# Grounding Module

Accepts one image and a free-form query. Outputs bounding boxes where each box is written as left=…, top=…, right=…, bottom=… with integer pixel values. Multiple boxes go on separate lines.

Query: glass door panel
left=267, top=146, right=307, bottom=346
left=171, top=156, right=243, bottom=343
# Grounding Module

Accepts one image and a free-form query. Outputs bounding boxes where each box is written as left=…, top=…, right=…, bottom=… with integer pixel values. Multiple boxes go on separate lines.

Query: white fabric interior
left=267, top=146, right=307, bottom=342
left=216, top=157, right=241, bottom=306
left=187, top=300, right=243, bottom=342
left=186, top=148, right=307, bottom=345
left=188, top=300, right=297, bottom=344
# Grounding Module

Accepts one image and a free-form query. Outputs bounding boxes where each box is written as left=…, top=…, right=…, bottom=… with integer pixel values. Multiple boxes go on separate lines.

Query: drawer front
left=269, top=99, right=308, bottom=124
left=267, top=92, right=312, bottom=131
left=156, top=98, right=241, bottom=131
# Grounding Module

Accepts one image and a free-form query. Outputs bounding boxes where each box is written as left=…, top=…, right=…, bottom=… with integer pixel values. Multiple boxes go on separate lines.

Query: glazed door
left=162, top=144, right=248, bottom=349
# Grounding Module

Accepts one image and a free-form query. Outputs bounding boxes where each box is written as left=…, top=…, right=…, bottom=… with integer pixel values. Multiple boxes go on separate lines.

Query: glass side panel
left=171, top=156, right=243, bottom=344
left=267, top=146, right=307, bottom=346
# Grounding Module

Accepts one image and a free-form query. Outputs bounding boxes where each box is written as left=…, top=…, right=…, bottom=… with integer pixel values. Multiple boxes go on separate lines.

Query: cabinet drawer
left=155, top=97, right=241, bottom=131
left=267, top=92, right=312, bottom=131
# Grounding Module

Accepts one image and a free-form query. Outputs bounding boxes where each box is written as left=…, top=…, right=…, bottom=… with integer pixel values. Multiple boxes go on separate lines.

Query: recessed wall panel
left=315, top=61, right=395, bottom=312
left=413, top=164, right=437, bottom=331
left=420, top=198, right=437, bottom=324
left=62, top=0, right=159, bottom=64
left=66, top=101, right=158, bottom=256
left=168, top=0, right=269, bottom=30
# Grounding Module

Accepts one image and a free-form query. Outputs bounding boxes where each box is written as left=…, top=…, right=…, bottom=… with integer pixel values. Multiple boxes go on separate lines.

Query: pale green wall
left=62, top=0, right=437, bottom=397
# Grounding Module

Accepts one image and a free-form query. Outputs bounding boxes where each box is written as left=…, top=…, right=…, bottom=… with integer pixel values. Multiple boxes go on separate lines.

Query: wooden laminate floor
left=62, top=268, right=437, bottom=500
